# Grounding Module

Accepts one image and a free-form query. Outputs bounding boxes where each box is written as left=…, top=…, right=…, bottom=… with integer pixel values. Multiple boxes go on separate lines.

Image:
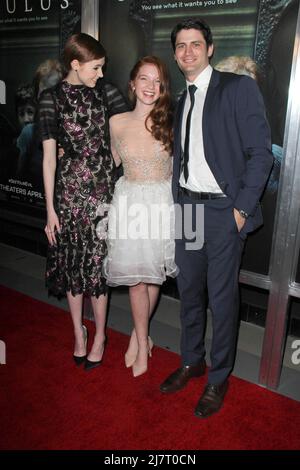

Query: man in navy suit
left=160, top=18, right=273, bottom=418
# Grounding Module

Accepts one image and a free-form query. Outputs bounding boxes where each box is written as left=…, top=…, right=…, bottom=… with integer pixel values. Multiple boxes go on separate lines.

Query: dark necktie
left=183, top=84, right=197, bottom=182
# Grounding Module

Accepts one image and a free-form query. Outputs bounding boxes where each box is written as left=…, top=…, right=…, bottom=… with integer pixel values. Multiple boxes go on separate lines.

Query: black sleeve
left=104, top=82, right=129, bottom=117
left=38, top=88, right=58, bottom=142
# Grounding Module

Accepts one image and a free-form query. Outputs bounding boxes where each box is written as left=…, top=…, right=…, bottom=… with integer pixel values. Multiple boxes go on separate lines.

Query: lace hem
left=46, top=277, right=108, bottom=299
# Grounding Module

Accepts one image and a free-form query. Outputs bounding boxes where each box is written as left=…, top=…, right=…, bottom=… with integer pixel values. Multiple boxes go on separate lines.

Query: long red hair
left=128, top=56, right=173, bottom=154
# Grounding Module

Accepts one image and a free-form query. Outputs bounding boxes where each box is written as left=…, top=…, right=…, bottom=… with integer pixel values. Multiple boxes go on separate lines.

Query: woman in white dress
left=102, top=56, right=177, bottom=377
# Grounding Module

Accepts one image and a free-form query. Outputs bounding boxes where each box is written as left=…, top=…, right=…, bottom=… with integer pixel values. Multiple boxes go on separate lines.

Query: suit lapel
left=174, top=90, right=186, bottom=171
left=203, top=69, right=220, bottom=128
left=174, top=91, right=186, bottom=150
left=202, top=69, right=220, bottom=161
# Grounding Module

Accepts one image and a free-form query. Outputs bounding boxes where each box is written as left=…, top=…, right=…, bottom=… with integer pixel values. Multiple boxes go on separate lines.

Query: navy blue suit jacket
left=172, top=69, right=274, bottom=233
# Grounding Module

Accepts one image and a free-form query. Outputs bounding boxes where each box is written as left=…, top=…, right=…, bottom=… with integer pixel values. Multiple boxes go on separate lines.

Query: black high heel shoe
left=84, top=337, right=107, bottom=371
left=73, top=325, right=88, bottom=366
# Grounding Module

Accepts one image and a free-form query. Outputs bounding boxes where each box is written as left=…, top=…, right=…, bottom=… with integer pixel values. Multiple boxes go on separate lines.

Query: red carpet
left=0, top=285, right=300, bottom=450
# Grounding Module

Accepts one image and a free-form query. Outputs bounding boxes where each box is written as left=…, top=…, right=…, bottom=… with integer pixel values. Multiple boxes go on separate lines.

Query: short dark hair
left=62, top=33, right=106, bottom=72
left=171, top=18, right=213, bottom=51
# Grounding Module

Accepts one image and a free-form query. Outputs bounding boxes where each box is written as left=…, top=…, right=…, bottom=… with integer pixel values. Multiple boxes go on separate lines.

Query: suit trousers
left=175, top=193, right=246, bottom=385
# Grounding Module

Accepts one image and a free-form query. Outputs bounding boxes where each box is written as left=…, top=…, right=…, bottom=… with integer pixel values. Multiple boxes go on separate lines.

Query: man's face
left=174, top=28, right=214, bottom=82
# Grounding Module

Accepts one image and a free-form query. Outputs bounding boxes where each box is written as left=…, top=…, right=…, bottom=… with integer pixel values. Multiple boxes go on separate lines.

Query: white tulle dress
left=101, top=113, right=178, bottom=286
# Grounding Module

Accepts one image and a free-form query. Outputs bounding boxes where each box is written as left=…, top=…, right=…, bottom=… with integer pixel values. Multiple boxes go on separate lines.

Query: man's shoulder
left=213, top=69, right=257, bottom=93
left=213, top=69, right=256, bottom=85
left=213, top=69, right=248, bottom=83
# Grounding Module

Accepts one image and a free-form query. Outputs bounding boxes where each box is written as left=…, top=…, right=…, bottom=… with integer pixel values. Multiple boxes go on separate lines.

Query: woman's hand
left=45, top=209, right=61, bottom=245
left=57, top=145, right=65, bottom=159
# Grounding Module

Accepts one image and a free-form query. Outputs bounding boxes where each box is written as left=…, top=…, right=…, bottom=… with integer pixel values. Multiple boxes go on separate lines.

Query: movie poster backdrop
left=0, top=0, right=81, bottom=215
left=0, top=0, right=298, bottom=278
left=100, top=0, right=298, bottom=277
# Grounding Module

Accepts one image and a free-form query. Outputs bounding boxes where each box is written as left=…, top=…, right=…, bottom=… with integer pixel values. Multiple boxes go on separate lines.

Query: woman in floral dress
left=39, top=33, right=116, bottom=370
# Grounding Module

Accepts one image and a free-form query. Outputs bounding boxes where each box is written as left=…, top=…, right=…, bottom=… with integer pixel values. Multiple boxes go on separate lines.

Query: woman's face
left=75, top=57, right=105, bottom=87
left=132, top=63, right=161, bottom=107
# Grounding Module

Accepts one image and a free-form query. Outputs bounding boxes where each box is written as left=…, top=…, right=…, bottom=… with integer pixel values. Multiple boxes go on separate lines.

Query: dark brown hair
left=171, top=18, right=213, bottom=52
left=128, top=56, right=173, bottom=154
left=62, top=33, right=106, bottom=72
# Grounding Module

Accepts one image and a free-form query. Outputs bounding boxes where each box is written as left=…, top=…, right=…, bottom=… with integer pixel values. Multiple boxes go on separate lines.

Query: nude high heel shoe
left=148, top=336, right=154, bottom=357
left=73, top=325, right=88, bottom=366
left=132, top=360, right=148, bottom=377
left=125, top=336, right=154, bottom=368
left=125, top=350, right=136, bottom=368
left=132, top=350, right=148, bottom=377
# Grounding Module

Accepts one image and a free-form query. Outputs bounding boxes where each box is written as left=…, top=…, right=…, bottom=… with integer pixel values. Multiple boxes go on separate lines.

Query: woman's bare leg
left=125, top=284, right=160, bottom=367
left=129, top=283, right=149, bottom=376
left=87, top=293, right=108, bottom=362
left=67, top=291, right=85, bottom=356
left=147, top=284, right=160, bottom=318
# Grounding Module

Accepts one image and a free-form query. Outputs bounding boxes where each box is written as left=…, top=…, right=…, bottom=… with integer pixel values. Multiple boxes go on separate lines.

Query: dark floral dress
left=39, top=81, right=116, bottom=298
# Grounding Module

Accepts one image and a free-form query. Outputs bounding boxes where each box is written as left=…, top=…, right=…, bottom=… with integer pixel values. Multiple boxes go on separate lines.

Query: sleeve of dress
left=104, top=82, right=129, bottom=117
left=38, top=89, right=58, bottom=142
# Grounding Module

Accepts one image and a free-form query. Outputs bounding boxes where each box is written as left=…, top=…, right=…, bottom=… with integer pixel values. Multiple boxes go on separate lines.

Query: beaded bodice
left=111, top=113, right=172, bottom=182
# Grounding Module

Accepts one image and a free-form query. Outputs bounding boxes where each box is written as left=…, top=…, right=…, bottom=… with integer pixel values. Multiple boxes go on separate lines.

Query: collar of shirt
left=186, top=64, right=213, bottom=92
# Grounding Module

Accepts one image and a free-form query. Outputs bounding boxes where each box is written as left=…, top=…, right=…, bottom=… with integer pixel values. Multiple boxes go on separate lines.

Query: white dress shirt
left=179, top=64, right=222, bottom=193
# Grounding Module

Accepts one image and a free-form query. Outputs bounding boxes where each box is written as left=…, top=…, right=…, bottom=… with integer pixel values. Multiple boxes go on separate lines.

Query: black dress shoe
left=194, top=380, right=229, bottom=418
left=84, top=358, right=102, bottom=371
left=73, top=325, right=88, bottom=366
left=73, top=354, right=87, bottom=366
left=160, top=361, right=206, bottom=394
left=84, top=337, right=107, bottom=371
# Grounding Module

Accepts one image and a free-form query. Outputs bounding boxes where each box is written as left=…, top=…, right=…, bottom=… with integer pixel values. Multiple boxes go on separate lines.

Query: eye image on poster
left=0, top=0, right=81, bottom=215
left=100, top=0, right=298, bottom=278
